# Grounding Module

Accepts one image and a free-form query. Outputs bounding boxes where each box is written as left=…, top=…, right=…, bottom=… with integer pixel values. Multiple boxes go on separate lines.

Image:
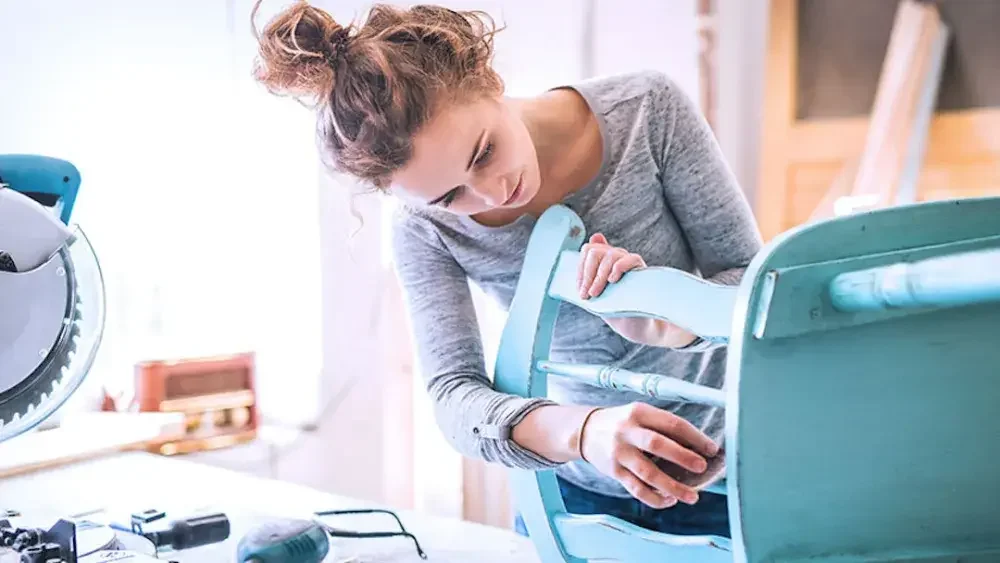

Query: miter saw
left=0, top=154, right=104, bottom=444
left=0, top=155, right=169, bottom=562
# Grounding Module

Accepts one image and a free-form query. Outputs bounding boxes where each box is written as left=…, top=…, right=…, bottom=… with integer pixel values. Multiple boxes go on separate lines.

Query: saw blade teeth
left=0, top=253, right=93, bottom=434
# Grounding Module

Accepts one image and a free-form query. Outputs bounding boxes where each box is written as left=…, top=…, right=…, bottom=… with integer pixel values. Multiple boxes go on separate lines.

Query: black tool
left=126, top=510, right=231, bottom=551
left=0, top=518, right=78, bottom=563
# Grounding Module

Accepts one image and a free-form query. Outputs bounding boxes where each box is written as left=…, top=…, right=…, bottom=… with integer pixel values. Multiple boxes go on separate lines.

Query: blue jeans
left=514, top=476, right=730, bottom=539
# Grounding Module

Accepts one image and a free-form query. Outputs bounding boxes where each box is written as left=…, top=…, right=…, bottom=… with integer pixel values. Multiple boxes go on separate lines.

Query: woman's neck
left=515, top=89, right=603, bottom=205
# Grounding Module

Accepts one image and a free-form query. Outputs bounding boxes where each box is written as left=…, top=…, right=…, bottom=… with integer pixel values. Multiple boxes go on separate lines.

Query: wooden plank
left=896, top=16, right=950, bottom=205
left=832, top=0, right=948, bottom=216
left=0, top=412, right=185, bottom=478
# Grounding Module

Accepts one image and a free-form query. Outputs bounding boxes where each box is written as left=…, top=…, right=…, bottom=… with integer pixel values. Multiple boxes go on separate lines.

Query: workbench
left=0, top=452, right=539, bottom=562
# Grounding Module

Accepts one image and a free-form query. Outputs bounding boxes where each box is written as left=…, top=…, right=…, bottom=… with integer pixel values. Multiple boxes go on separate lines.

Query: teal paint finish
left=537, top=361, right=727, bottom=408
left=492, top=205, right=590, bottom=563
left=0, top=154, right=81, bottom=224
left=547, top=249, right=738, bottom=342
left=829, top=246, right=1000, bottom=313
left=552, top=513, right=732, bottom=562
left=493, top=197, right=1000, bottom=562
left=754, top=235, right=1000, bottom=340
left=729, top=196, right=1000, bottom=562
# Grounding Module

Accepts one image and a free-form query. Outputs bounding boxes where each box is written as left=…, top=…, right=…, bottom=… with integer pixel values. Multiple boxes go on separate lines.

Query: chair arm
left=548, top=250, right=737, bottom=343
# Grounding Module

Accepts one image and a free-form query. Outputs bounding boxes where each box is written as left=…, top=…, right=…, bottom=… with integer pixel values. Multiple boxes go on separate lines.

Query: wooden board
left=829, top=0, right=948, bottom=216
left=0, top=412, right=185, bottom=478
left=755, top=0, right=1000, bottom=241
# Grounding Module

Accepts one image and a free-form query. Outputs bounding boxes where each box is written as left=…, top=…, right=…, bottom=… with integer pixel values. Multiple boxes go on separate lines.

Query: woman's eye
left=440, top=187, right=461, bottom=208
left=475, top=142, right=494, bottom=167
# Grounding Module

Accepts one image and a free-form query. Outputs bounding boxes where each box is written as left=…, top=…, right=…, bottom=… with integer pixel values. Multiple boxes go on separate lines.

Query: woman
left=251, top=0, right=762, bottom=539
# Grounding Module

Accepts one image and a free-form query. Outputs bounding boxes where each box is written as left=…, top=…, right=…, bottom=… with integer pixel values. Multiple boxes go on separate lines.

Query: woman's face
left=389, top=95, right=542, bottom=216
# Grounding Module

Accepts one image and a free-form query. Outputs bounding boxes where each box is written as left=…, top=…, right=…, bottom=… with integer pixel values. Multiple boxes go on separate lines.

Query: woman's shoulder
left=390, top=202, right=451, bottom=247
left=562, top=70, right=697, bottom=161
left=564, top=69, right=687, bottom=119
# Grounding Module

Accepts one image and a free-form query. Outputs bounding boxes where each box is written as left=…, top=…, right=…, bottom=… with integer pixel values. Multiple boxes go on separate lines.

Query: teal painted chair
left=492, top=196, right=1000, bottom=562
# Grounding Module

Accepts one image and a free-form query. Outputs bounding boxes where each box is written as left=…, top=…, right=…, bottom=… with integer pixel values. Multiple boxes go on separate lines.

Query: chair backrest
left=492, top=204, right=737, bottom=563
left=492, top=196, right=1000, bottom=563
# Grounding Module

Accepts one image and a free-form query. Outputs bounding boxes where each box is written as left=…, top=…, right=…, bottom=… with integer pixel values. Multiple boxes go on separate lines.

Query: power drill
left=236, top=518, right=329, bottom=563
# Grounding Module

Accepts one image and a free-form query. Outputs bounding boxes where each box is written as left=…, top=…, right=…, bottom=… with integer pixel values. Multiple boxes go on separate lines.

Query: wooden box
left=133, top=352, right=258, bottom=455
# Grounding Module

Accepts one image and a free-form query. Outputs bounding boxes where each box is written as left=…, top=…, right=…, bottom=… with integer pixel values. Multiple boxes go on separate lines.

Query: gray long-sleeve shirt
left=390, top=70, right=763, bottom=498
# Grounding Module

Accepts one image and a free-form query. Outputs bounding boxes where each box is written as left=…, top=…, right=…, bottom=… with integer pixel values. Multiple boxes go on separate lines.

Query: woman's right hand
left=579, top=402, right=720, bottom=509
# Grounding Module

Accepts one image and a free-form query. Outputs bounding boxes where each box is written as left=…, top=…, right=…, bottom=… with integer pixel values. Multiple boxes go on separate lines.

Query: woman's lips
left=504, top=175, right=524, bottom=206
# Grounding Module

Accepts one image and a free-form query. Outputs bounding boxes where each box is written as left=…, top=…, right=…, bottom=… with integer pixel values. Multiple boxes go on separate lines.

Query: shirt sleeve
left=390, top=208, right=562, bottom=470
left=654, top=73, right=764, bottom=350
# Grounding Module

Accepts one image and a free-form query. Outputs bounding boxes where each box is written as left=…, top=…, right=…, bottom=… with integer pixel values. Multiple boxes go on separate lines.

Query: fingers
left=609, top=253, right=645, bottom=284
left=576, top=233, right=645, bottom=299
left=619, top=450, right=696, bottom=506
left=612, top=461, right=679, bottom=509
left=577, top=243, right=604, bottom=299
left=632, top=403, right=721, bottom=459
left=588, top=253, right=618, bottom=298
left=623, top=426, right=708, bottom=475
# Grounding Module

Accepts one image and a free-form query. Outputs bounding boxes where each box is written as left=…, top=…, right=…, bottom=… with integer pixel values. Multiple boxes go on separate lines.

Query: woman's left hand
left=577, top=233, right=696, bottom=348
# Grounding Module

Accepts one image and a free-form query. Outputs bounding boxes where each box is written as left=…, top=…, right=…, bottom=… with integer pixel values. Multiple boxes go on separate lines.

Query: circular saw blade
left=0, top=249, right=81, bottom=427
left=0, top=225, right=106, bottom=443
left=0, top=247, right=81, bottom=429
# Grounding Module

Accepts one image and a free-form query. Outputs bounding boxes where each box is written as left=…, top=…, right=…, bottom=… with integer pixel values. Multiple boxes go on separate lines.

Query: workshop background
left=2, top=0, right=997, bottom=532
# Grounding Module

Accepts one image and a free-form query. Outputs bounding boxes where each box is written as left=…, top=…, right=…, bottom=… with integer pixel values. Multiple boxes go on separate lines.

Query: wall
left=714, top=0, right=771, bottom=209
left=0, top=0, right=325, bottom=427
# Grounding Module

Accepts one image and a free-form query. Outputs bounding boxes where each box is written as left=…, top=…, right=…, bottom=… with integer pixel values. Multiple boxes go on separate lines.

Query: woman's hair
left=251, top=1, right=505, bottom=190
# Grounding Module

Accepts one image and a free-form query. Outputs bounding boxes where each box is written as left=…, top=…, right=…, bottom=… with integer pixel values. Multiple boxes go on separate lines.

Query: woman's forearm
left=607, top=317, right=698, bottom=349
left=511, top=404, right=595, bottom=463
left=648, top=319, right=698, bottom=348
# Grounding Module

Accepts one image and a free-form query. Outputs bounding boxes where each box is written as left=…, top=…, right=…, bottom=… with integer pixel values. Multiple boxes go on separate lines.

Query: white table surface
left=0, top=452, right=540, bottom=562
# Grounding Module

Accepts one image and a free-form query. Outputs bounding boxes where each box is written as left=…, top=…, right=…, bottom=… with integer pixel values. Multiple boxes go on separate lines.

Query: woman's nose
left=477, top=178, right=508, bottom=207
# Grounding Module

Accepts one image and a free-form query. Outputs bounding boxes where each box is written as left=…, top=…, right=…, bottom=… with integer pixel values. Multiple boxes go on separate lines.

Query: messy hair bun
left=251, top=1, right=505, bottom=189
left=251, top=0, right=352, bottom=104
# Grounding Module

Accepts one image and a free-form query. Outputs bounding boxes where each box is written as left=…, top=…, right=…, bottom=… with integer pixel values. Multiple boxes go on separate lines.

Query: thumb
left=590, top=232, right=608, bottom=245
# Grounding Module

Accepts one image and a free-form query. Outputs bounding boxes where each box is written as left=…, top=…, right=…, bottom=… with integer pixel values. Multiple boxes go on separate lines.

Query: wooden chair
left=492, top=196, right=1000, bottom=562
